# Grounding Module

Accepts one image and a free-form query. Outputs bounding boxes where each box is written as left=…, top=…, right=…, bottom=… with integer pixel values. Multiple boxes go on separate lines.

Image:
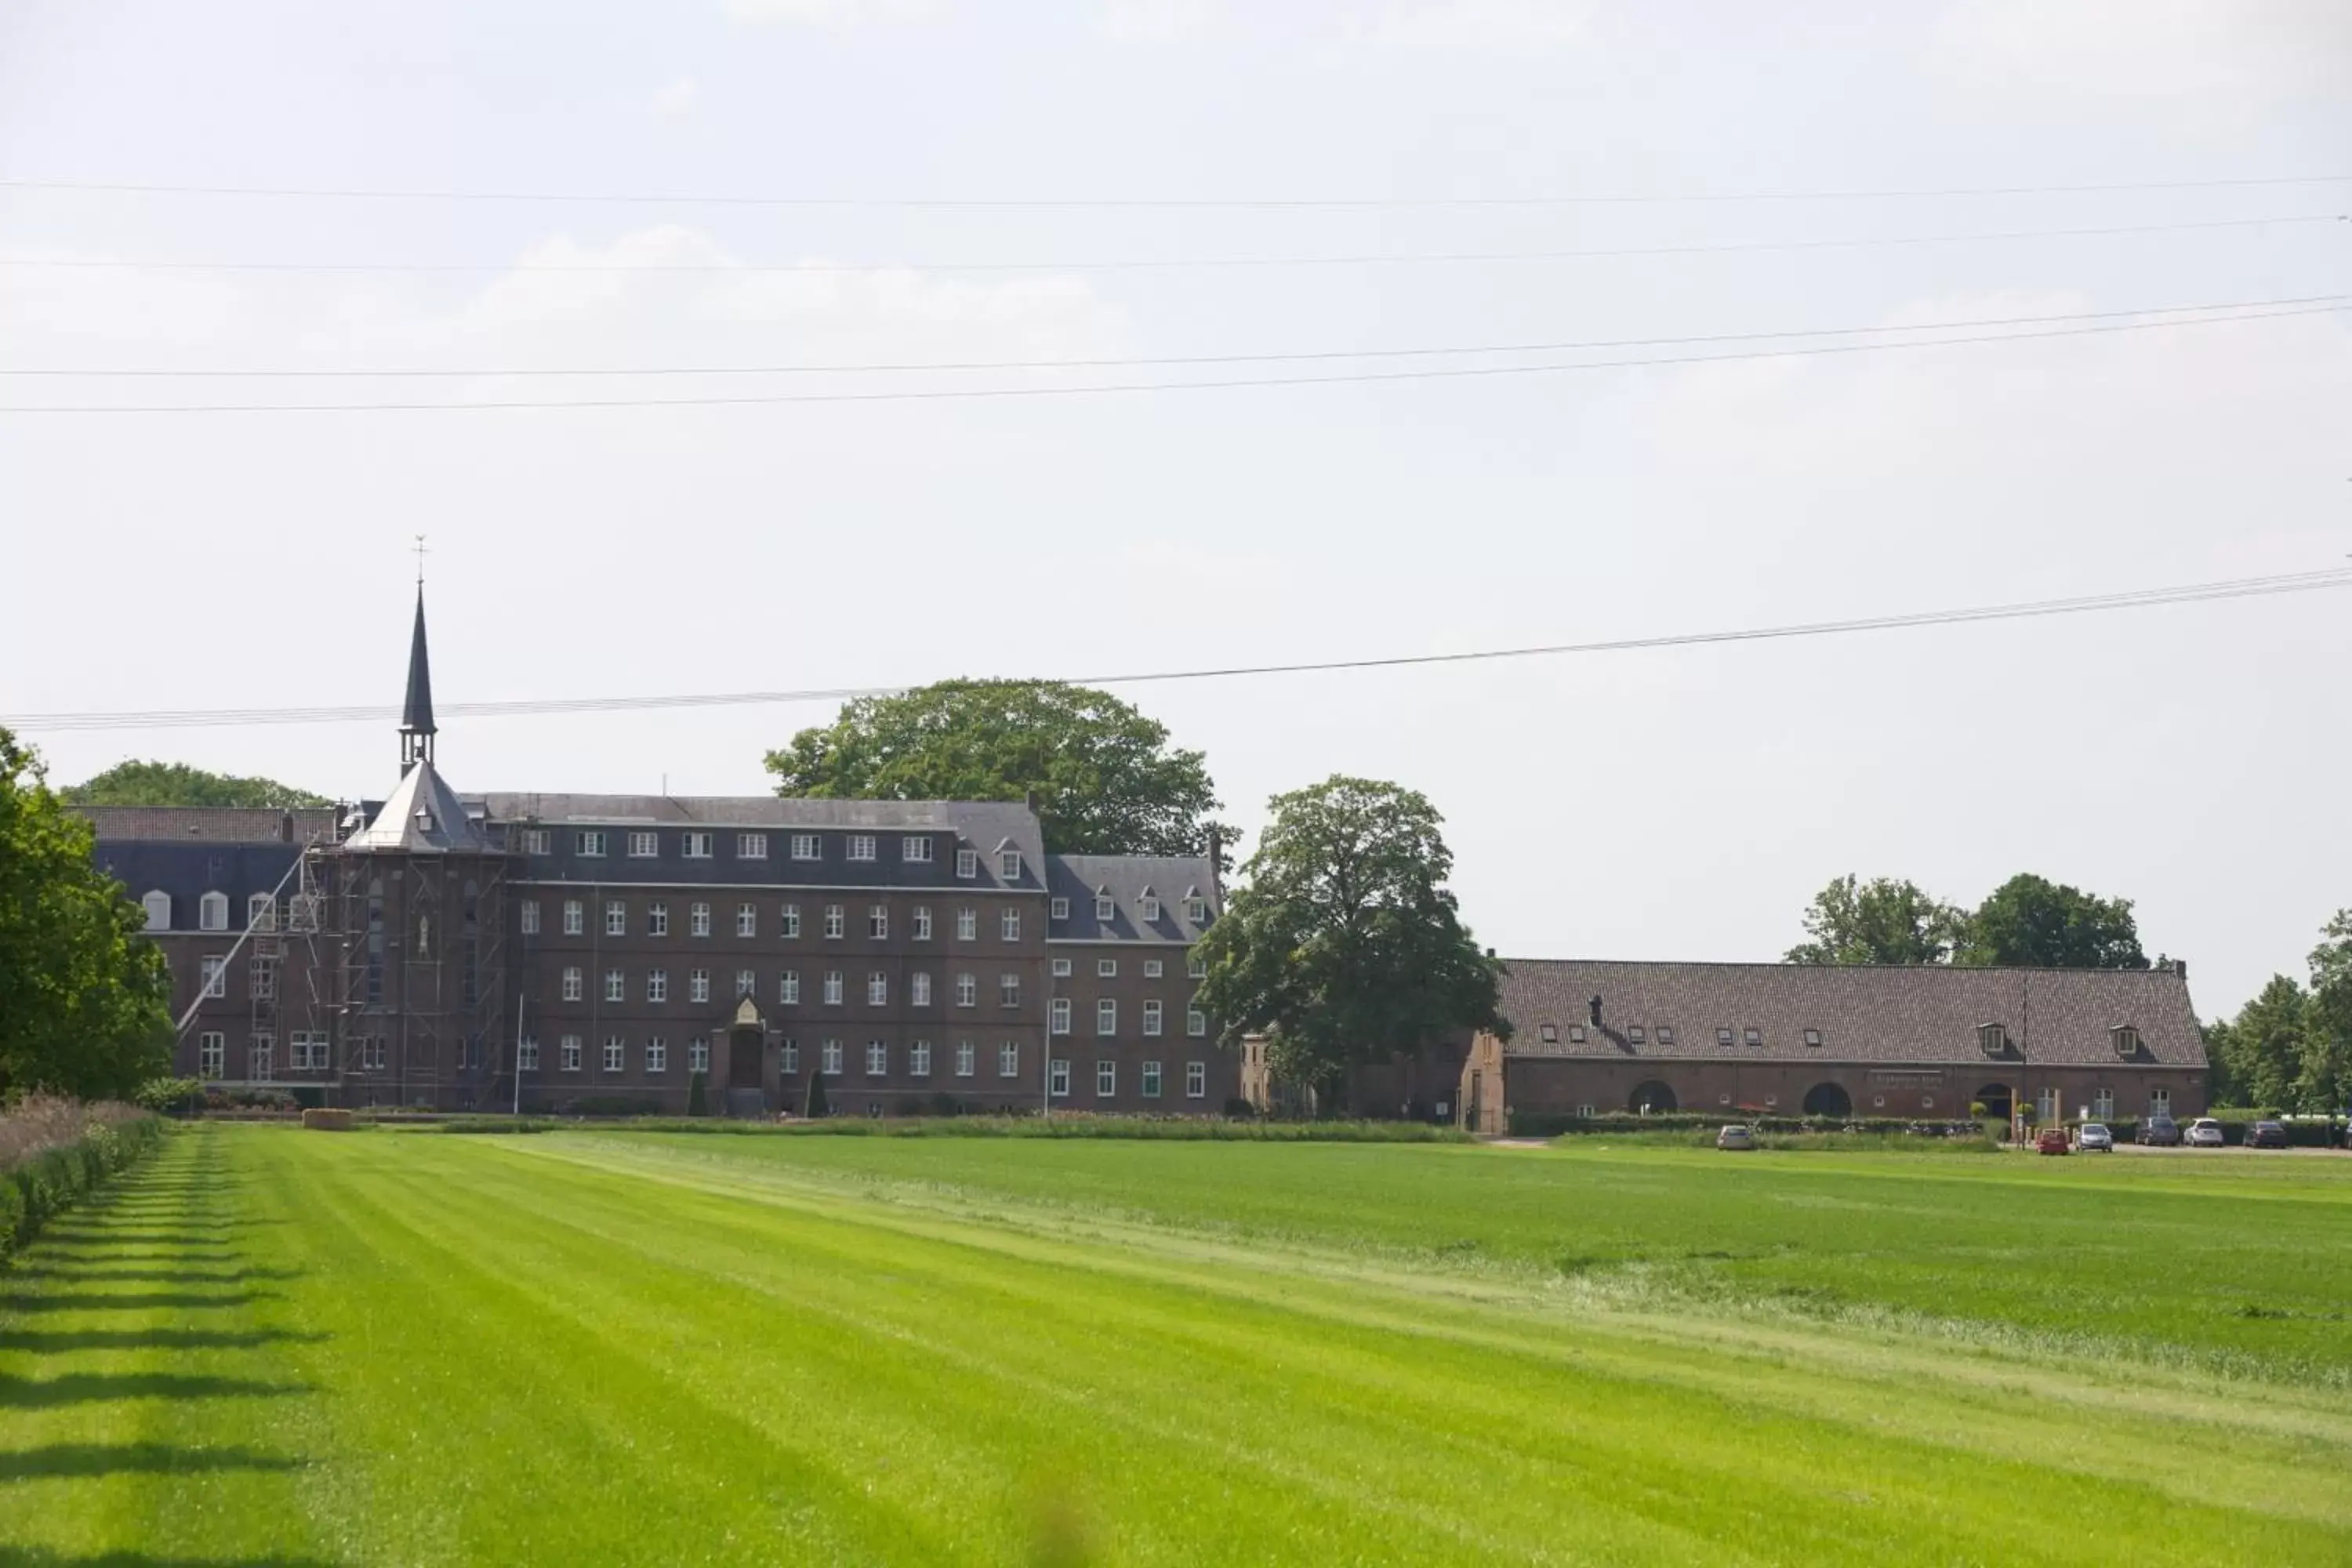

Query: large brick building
left=1451, top=957, right=2209, bottom=1133
left=89, top=591, right=1229, bottom=1116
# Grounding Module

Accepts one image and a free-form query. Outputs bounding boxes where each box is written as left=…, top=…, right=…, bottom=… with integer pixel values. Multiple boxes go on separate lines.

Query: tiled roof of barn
left=1494, top=959, right=2205, bottom=1070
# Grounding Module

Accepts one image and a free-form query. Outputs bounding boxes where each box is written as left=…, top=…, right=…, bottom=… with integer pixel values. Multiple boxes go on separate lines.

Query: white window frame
left=690, top=902, right=711, bottom=938
left=864, top=1040, right=887, bottom=1076
left=689, top=1036, right=710, bottom=1075
left=909, top=972, right=932, bottom=1007
left=564, top=899, right=585, bottom=935
left=1186, top=1007, right=1207, bottom=1039
left=867, top=971, right=888, bottom=1006
left=909, top=1040, right=932, bottom=1077
left=869, top=905, right=889, bottom=939
left=248, top=891, right=277, bottom=931
left=1184, top=897, right=1208, bottom=924
left=1047, top=1056, right=1069, bottom=1096
left=999, top=849, right=1022, bottom=880
left=956, top=1041, right=976, bottom=1078
left=738, top=832, right=768, bottom=860
left=646, top=1038, right=668, bottom=1075
left=1094, top=895, right=1116, bottom=921
left=1000, top=908, right=1021, bottom=942
left=247, top=1033, right=274, bottom=1080
left=604, top=969, right=626, bottom=1003
left=1000, top=973, right=1021, bottom=1008
left=781, top=903, right=801, bottom=938
left=1051, top=897, right=1069, bottom=921
left=956, top=848, right=977, bottom=879
left=627, top=830, right=659, bottom=858
left=1186, top=1061, right=1207, bottom=1099
left=1096, top=1059, right=1117, bottom=1097
left=605, top=900, right=627, bottom=937
left=779, top=1039, right=798, bottom=1076
left=791, top=833, right=821, bottom=862
left=198, top=1032, right=226, bottom=1079
left=1051, top=998, right=1073, bottom=1036
left=690, top=968, right=711, bottom=1003
left=1188, top=953, right=1207, bottom=980
left=517, top=1038, right=539, bottom=1073
left=821, top=971, right=844, bottom=1006
left=1142, top=1060, right=1163, bottom=1098
left=520, top=899, right=540, bottom=935
left=956, top=908, right=977, bottom=942
left=1008, top=1044, right=1029, bottom=1082
left=681, top=832, right=713, bottom=860
left=912, top=906, right=932, bottom=941
left=1096, top=998, right=1116, bottom=1037
left=604, top=1036, right=626, bottom=1074
left=1051, top=957, right=1073, bottom=978
left=200, top=956, right=227, bottom=998
left=779, top=970, right=801, bottom=1004
left=648, top=901, right=669, bottom=937
left=561, top=1036, right=583, bottom=1073
left=1143, top=1000, right=1163, bottom=1037
left=822, top=1040, right=844, bottom=1076
left=1097, top=957, right=1118, bottom=978
left=1143, top=959, right=1163, bottom=979
left=199, top=891, right=229, bottom=932
left=847, top=834, right=877, bottom=862
left=902, top=835, right=934, bottom=863
left=737, top=969, right=756, bottom=998
left=577, top=830, right=607, bottom=858
left=956, top=972, right=978, bottom=1007
left=561, top=967, right=583, bottom=1002
left=521, top=828, right=552, bottom=855
left=141, top=891, right=171, bottom=931
left=737, top=903, right=758, bottom=938
left=824, top=905, right=845, bottom=939
left=647, top=968, right=668, bottom=1004
left=1140, top=896, right=1160, bottom=923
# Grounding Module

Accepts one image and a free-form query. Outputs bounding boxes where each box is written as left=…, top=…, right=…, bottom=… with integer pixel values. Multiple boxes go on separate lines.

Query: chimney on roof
left=1023, top=789, right=1039, bottom=814
left=1588, top=994, right=1603, bottom=1027
left=2170, top=957, right=2187, bottom=978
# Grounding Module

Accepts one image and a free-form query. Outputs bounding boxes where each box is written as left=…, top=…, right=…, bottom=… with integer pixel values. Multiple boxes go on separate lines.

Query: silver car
left=1715, top=1124, right=1757, bottom=1150
left=2185, top=1117, right=2227, bottom=1148
left=2076, top=1123, right=2114, bottom=1151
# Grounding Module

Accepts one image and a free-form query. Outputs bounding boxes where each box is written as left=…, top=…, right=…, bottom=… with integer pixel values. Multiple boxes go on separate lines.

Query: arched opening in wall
left=1801, top=1082, right=1853, bottom=1119
left=1628, top=1080, right=1678, bottom=1115
left=1973, top=1083, right=2013, bottom=1123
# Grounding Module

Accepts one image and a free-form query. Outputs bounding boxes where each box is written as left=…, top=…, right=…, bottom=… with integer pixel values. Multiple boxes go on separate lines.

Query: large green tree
left=764, top=679, right=1226, bottom=860
left=0, top=730, right=176, bottom=1098
left=2206, top=975, right=2313, bottom=1110
left=64, top=759, right=328, bottom=809
left=2302, top=911, right=2352, bottom=1112
left=1192, top=776, right=1506, bottom=1105
left=1785, top=875, right=1967, bottom=965
left=1957, top=873, right=2148, bottom=970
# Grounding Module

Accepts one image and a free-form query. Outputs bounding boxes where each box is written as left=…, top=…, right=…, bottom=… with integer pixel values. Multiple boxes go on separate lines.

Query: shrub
left=134, top=1076, right=205, bottom=1113
left=559, top=1095, right=665, bottom=1118
left=803, top=1071, right=830, bottom=1120
left=687, top=1069, right=709, bottom=1118
left=0, top=1097, right=163, bottom=1260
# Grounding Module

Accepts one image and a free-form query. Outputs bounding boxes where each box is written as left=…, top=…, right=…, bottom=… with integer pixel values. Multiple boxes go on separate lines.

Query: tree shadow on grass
left=3, top=1266, right=302, bottom=1286
left=0, top=1443, right=303, bottom=1482
left=0, top=1373, right=310, bottom=1408
left=0, top=1327, right=327, bottom=1354
left=0, top=1291, right=276, bottom=1315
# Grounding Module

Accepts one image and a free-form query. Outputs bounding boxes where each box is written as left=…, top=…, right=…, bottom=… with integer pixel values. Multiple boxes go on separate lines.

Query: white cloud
left=1935, top=0, right=2352, bottom=104
left=648, top=75, right=702, bottom=118
left=1095, top=0, right=1212, bottom=42
left=719, top=0, right=936, bottom=27
left=1326, top=0, right=1588, bottom=60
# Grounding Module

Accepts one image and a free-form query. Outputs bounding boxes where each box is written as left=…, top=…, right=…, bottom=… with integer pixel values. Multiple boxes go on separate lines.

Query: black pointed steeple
left=399, top=586, right=436, bottom=770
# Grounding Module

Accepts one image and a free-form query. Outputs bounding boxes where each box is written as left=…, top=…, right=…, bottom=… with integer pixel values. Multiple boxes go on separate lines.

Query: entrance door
left=728, top=1026, right=764, bottom=1112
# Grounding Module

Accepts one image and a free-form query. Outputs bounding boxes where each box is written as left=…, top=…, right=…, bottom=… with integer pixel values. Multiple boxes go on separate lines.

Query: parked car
left=2246, top=1120, right=2291, bottom=1149
left=2035, top=1127, right=2071, bottom=1155
left=2185, top=1117, right=2227, bottom=1148
left=1715, top=1124, right=1756, bottom=1150
left=2138, top=1116, right=2182, bottom=1147
left=2076, top=1123, right=2114, bottom=1151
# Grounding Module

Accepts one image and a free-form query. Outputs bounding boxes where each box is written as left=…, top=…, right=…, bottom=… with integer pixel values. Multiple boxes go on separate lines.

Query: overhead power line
left=5, top=213, right=2342, bottom=279
left=3, top=172, right=2348, bottom=209
left=13, top=567, right=2349, bottom=735
left=3, top=294, right=2338, bottom=379
left=3, top=301, right=2339, bottom=415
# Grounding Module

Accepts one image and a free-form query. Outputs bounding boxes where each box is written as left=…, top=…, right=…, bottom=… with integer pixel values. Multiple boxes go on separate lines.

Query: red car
left=2035, top=1127, right=2071, bottom=1156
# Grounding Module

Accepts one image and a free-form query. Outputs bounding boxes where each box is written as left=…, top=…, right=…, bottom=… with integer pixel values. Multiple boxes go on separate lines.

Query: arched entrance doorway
left=1628, top=1080, right=1678, bottom=1115
left=1973, top=1083, right=2013, bottom=1123
left=1801, top=1082, right=1853, bottom=1119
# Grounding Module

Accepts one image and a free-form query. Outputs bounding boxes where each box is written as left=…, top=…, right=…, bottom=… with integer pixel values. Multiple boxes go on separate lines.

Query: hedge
left=0, top=1099, right=165, bottom=1262
left=406, top=1113, right=1472, bottom=1143
left=1508, top=1110, right=1992, bottom=1140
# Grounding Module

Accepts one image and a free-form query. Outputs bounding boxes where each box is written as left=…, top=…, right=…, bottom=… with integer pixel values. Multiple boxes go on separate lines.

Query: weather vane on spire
left=412, top=533, right=429, bottom=587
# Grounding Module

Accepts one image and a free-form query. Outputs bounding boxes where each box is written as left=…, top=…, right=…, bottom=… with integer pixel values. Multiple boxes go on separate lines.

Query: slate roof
left=1047, top=855, right=1221, bottom=943
left=93, top=840, right=302, bottom=931
left=1494, top=959, right=2205, bottom=1070
left=343, top=760, right=490, bottom=855
left=399, top=588, right=436, bottom=739
left=80, top=807, right=339, bottom=845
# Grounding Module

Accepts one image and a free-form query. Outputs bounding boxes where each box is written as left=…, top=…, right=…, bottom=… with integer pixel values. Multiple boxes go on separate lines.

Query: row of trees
left=1784, top=873, right=2150, bottom=969
left=0, top=730, right=176, bottom=1100
left=2205, top=917, right=2352, bottom=1112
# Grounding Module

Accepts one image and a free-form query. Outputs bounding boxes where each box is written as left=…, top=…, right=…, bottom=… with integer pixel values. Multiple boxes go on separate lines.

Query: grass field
left=2, top=1127, right=2348, bottom=1565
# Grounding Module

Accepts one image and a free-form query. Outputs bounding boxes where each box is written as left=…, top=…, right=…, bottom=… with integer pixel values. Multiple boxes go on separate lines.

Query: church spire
left=400, top=583, right=436, bottom=771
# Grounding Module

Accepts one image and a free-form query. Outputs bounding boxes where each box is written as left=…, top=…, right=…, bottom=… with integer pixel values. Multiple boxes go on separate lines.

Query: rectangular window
left=1142, top=1060, right=1163, bottom=1098
left=628, top=830, right=659, bottom=858
left=1001, top=908, right=1021, bottom=942
left=291, top=1030, right=331, bottom=1072
left=201, top=956, right=230, bottom=998
left=1185, top=897, right=1208, bottom=924
left=690, top=902, right=711, bottom=938
left=956, top=848, right=977, bottom=879
left=1097, top=957, right=1117, bottom=978
left=521, top=828, right=552, bottom=855
left=956, top=908, right=977, bottom=942
left=690, top=968, right=710, bottom=1004
left=999, top=850, right=1022, bottom=880
left=864, top=1040, right=887, bottom=1076
left=603, top=1036, right=626, bottom=1073
left=517, top=1038, right=539, bottom=1073
left=779, top=970, right=801, bottom=1005
left=869, top=905, right=889, bottom=939
left=956, top=1041, right=975, bottom=1077
left=1095, top=895, right=1116, bottom=921
left=1047, top=1056, right=1069, bottom=1095
left=2092, top=1088, right=2115, bottom=1120
left=645, top=1038, right=668, bottom=1074
left=736, top=970, right=756, bottom=998
left=847, top=835, right=877, bottom=862
left=1658, top=1026, right=1676, bottom=1044
left=738, top=832, right=768, bottom=860
left=2148, top=1087, right=2172, bottom=1116
left=902, top=835, right=934, bottom=863
left=1185, top=1062, right=1207, bottom=1098
left=604, top=970, right=625, bottom=1003
left=647, top=968, right=668, bottom=1003
left=681, top=832, right=713, bottom=859
left=604, top=900, right=626, bottom=937
left=912, top=906, right=932, bottom=941
left=867, top=971, right=888, bottom=1005
left=909, top=972, right=932, bottom=1006
left=779, top=1039, right=798, bottom=1076
left=688, top=1036, right=710, bottom=1075
left=1051, top=897, right=1069, bottom=920
left=822, top=971, right=844, bottom=1006
left=249, top=957, right=276, bottom=1000
left=561, top=966, right=583, bottom=1002
left=1000, top=974, right=1021, bottom=1008
left=956, top=973, right=977, bottom=1007
left=1144, top=959, right=1163, bottom=979
left=1096, top=998, right=1117, bottom=1036
left=1628, top=1026, right=1646, bottom=1044
left=1744, top=1029, right=1762, bottom=1046
left=577, top=830, right=607, bottom=857
left=1143, top=1000, right=1163, bottom=1037
left=198, top=1033, right=226, bottom=1079
left=247, top=1034, right=273, bottom=1079
left=561, top=1035, right=583, bottom=1073
left=1051, top=957, right=1073, bottom=978
left=520, top=900, right=540, bottom=935
left=780, top=903, right=801, bottom=938
left=822, top=1040, right=844, bottom=1076
left=791, top=833, right=821, bottom=861
left=1051, top=998, right=1072, bottom=1036
left=564, top=899, right=585, bottom=935
left=909, top=1040, right=931, bottom=1077
left=824, top=905, right=845, bottom=939
left=737, top=903, right=758, bottom=938
left=1188, top=953, right=1207, bottom=980
left=1802, top=1029, right=1823, bottom=1047
left=1010, top=1044, right=1030, bottom=1082
left=1096, top=1059, right=1117, bottom=1097
left=645, top=901, right=668, bottom=937
left=1186, top=1007, right=1207, bottom=1039
left=1141, top=896, right=1160, bottom=923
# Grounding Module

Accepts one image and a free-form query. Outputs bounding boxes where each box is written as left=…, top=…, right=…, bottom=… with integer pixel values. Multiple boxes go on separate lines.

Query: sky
left=2, top=0, right=2348, bottom=1020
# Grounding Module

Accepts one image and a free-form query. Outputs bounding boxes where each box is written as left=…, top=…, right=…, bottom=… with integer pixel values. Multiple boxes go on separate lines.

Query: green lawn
left=2, top=1127, right=2347, bottom=1565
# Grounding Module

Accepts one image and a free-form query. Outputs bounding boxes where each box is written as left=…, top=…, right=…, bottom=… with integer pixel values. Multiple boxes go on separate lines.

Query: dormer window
left=956, top=846, right=977, bottom=878
left=1184, top=892, right=1208, bottom=924
left=2110, top=1023, right=2142, bottom=1059
left=997, top=848, right=1021, bottom=880
left=1051, top=898, right=1069, bottom=920
left=248, top=892, right=277, bottom=931
left=141, top=891, right=171, bottom=931
left=1094, top=888, right=1116, bottom=921
left=1139, top=888, right=1160, bottom=922
left=198, top=891, right=229, bottom=932
left=1977, top=1022, right=2010, bottom=1057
